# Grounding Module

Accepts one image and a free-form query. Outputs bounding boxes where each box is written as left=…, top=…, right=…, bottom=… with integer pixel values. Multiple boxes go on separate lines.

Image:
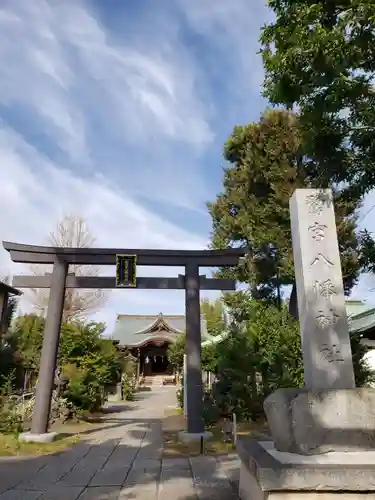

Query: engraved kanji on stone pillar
left=290, top=189, right=355, bottom=390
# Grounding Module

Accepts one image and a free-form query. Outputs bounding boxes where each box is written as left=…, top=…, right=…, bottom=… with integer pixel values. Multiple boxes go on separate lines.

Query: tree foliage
left=12, top=314, right=45, bottom=375
left=200, top=298, right=227, bottom=337
left=207, top=109, right=362, bottom=308
left=213, top=297, right=374, bottom=421
left=27, top=215, right=108, bottom=322
left=4, top=314, right=121, bottom=413
left=60, top=322, right=121, bottom=412
left=214, top=301, right=303, bottom=420
left=167, top=333, right=186, bottom=372
left=167, top=332, right=218, bottom=373
left=261, top=0, right=375, bottom=200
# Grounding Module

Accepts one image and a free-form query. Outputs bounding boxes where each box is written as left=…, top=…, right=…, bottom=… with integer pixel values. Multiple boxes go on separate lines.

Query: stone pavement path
left=0, top=386, right=240, bottom=499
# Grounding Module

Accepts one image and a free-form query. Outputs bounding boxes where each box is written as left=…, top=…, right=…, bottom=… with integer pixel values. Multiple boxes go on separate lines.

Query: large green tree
left=208, top=109, right=362, bottom=313
left=261, top=0, right=375, bottom=199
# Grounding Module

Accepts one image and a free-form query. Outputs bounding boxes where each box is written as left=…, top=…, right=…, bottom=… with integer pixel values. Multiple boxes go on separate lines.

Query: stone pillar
left=30, top=259, right=68, bottom=436
left=185, top=261, right=204, bottom=434
left=0, top=290, right=8, bottom=335
left=289, top=188, right=355, bottom=390
left=183, top=353, right=187, bottom=417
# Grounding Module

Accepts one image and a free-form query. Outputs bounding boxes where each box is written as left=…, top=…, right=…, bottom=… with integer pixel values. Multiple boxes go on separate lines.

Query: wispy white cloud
left=0, top=127, right=219, bottom=332
left=0, top=0, right=217, bottom=212
left=177, top=0, right=273, bottom=98
left=0, top=0, right=213, bottom=149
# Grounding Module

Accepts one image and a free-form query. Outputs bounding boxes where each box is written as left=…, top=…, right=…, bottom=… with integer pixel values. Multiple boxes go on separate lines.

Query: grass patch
left=162, top=412, right=270, bottom=457
left=0, top=433, right=80, bottom=457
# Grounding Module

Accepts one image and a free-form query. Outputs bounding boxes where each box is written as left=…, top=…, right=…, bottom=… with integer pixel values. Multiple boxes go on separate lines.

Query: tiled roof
left=110, top=313, right=209, bottom=347
left=343, top=300, right=375, bottom=334
left=346, top=300, right=372, bottom=319
left=348, top=307, right=375, bottom=334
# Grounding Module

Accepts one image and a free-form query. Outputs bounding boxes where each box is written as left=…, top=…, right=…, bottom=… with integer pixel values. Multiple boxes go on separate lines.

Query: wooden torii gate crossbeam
left=3, top=241, right=246, bottom=440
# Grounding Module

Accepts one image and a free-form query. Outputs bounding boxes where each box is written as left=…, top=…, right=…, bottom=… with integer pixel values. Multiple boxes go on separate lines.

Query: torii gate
left=3, top=241, right=246, bottom=441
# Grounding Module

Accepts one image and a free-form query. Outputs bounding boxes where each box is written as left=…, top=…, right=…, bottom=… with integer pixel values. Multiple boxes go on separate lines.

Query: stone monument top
left=290, top=188, right=355, bottom=390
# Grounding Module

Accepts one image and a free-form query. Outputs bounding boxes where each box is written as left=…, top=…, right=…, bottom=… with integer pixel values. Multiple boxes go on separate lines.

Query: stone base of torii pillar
left=236, top=189, right=375, bottom=499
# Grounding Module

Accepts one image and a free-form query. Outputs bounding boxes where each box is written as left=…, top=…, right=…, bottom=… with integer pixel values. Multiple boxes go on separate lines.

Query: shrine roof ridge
left=3, top=241, right=247, bottom=266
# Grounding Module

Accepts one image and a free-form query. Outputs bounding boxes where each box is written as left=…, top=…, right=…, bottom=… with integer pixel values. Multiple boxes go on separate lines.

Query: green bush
left=57, top=322, right=122, bottom=414
left=0, top=374, right=23, bottom=435
left=214, top=301, right=303, bottom=421
left=0, top=404, right=23, bottom=435
left=121, top=374, right=136, bottom=401
left=121, top=355, right=137, bottom=401
left=62, top=365, right=103, bottom=413
left=122, top=382, right=135, bottom=401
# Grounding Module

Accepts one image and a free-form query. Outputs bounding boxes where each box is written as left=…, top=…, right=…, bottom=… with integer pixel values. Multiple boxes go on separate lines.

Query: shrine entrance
left=3, top=241, right=246, bottom=438
left=132, top=341, right=172, bottom=376
left=140, top=343, right=171, bottom=376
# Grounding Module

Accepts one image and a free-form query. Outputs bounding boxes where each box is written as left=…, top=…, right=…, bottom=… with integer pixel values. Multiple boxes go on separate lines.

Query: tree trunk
left=288, top=282, right=299, bottom=320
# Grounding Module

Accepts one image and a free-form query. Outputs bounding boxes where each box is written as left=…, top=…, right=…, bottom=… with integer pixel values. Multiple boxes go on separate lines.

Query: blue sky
left=0, top=0, right=374, bottom=332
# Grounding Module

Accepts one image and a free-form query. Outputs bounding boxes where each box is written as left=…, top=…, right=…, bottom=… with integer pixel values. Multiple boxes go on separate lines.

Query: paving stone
left=18, top=445, right=91, bottom=489
left=57, top=445, right=117, bottom=487
left=37, top=486, right=84, bottom=500
left=106, top=445, right=139, bottom=466
left=160, top=468, right=192, bottom=482
left=131, top=458, right=161, bottom=471
left=161, top=457, right=190, bottom=470
left=190, top=456, right=238, bottom=500
left=119, top=483, right=158, bottom=500
left=0, top=490, right=43, bottom=500
left=0, top=472, right=35, bottom=494
left=123, top=469, right=159, bottom=488
left=217, top=456, right=240, bottom=492
left=158, top=475, right=197, bottom=500
left=0, top=457, right=48, bottom=493
left=89, top=465, right=130, bottom=487
left=78, top=486, right=121, bottom=500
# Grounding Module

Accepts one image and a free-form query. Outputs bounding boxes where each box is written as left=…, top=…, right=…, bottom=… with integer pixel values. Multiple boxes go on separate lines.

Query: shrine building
left=111, top=312, right=210, bottom=376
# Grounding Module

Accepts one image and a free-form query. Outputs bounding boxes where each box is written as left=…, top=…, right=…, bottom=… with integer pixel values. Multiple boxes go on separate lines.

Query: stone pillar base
left=19, top=431, right=58, bottom=444
left=264, top=387, right=375, bottom=455
left=237, top=438, right=375, bottom=500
